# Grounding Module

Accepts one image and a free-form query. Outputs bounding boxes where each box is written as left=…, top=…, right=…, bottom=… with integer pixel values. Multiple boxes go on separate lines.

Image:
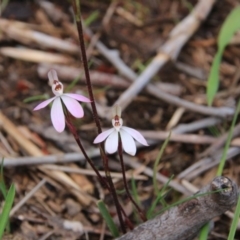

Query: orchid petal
left=51, top=97, right=65, bottom=132
left=64, top=93, right=91, bottom=102
left=121, top=126, right=148, bottom=146
left=93, top=128, right=115, bottom=144
left=33, top=97, right=56, bottom=111
left=120, top=129, right=136, bottom=156
left=105, top=130, right=118, bottom=154
left=61, top=95, right=84, bottom=118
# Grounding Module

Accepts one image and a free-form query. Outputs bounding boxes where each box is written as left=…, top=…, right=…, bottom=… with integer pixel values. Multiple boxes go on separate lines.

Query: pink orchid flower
left=94, top=106, right=148, bottom=156
left=33, top=69, right=90, bottom=132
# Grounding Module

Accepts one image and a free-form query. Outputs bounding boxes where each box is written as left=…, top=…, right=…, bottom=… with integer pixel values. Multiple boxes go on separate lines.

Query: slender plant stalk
left=71, top=0, right=134, bottom=232
left=228, top=195, right=240, bottom=240
left=199, top=100, right=240, bottom=239
left=118, top=138, right=147, bottom=222
left=65, top=117, right=107, bottom=188
left=217, top=99, right=240, bottom=176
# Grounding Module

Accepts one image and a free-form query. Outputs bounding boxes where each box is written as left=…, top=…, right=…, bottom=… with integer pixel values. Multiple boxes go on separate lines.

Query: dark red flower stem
left=68, top=2, right=131, bottom=232
left=71, top=0, right=101, bottom=135
left=65, top=117, right=107, bottom=188
left=118, top=137, right=147, bottom=222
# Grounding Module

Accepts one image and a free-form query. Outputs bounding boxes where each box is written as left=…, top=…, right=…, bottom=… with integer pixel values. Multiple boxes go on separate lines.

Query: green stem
left=217, top=99, right=240, bottom=176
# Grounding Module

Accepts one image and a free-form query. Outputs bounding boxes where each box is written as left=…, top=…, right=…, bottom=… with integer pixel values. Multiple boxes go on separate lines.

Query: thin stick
left=177, top=147, right=240, bottom=180
left=172, top=117, right=221, bottom=134
left=41, top=165, right=147, bottom=180
left=10, top=179, right=46, bottom=217
left=84, top=26, right=234, bottom=119
left=2, top=151, right=98, bottom=167
left=199, top=122, right=240, bottom=158
left=118, top=139, right=147, bottom=222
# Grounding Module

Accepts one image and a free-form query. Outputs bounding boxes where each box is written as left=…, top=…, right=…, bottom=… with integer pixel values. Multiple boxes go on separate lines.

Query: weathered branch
left=117, top=176, right=238, bottom=240
left=113, top=0, right=217, bottom=111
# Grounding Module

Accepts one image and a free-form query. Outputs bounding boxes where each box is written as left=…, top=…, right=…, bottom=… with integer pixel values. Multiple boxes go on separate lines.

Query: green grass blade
left=218, top=6, right=240, bottom=50
left=0, top=184, right=15, bottom=238
left=0, top=159, right=11, bottom=233
left=207, top=6, right=240, bottom=106
left=23, top=94, right=49, bottom=103
left=206, top=50, right=222, bottom=106
left=131, top=177, right=140, bottom=206
left=65, top=76, right=81, bottom=92
left=131, top=177, right=141, bottom=224
left=198, top=223, right=210, bottom=240
left=84, top=10, right=99, bottom=26
left=0, top=0, right=10, bottom=14
left=0, top=159, right=7, bottom=198
left=147, top=189, right=171, bottom=219
left=147, top=175, right=173, bottom=219
left=228, top=195, right=240, bottom=240
left=217, top=99, right=240, bottom=176
left=199, top=99, right=240, bottom=239
left=97, top=200, right=119, bottom=238
left=153, top=133, right=171, bottom=195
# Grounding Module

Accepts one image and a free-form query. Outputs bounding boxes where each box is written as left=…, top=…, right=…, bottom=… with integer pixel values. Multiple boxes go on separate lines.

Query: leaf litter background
left=0, top=0, right=240, bottom=239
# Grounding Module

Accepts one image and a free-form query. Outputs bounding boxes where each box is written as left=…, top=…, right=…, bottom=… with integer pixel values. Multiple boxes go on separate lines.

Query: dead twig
left=38, top=63, right=183, bottom=95
left=0, top=19, right=79, bottom=54
left=40, top=164, right=147, bottom=181
left=84, top=16, right=234, bottom=119
left=123, top=155, right=191, bottom=195
left=10, top=179, right=47, bottom=217
left=199, top=122, right=240, bottom=158
left=0, top=47, right=73, bottom=64
left=140, top=130, right=217, bottom=145
left=172, top=117, right=222, bottom=134
left=178, top=147, right=240, bottom=180
left=38, top=63, right=130, bottom=88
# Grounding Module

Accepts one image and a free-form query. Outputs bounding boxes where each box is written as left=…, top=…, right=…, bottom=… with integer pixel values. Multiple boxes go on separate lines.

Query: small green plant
left=203, top=5, right=240, bottom=239
left=199, top=99, right=240, bottom=240
left=153, top=133, right=171, bottom=195
left=97, top=200, right=119, bottom=238
left=207, top=6, right=240, bottom=106
left=23, top=94, right=49, bottom=103
left=0, top=0, right=10, bottom=16
left=0, top=160, right=15, bottom=238
left=145, top=134, right=172, bottom=219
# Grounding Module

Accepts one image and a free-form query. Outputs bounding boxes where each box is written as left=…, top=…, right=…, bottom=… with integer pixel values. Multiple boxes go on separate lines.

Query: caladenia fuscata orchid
left=93, top=106, right=149, bottom=156
left=33, top=69, right=91, bottom=132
